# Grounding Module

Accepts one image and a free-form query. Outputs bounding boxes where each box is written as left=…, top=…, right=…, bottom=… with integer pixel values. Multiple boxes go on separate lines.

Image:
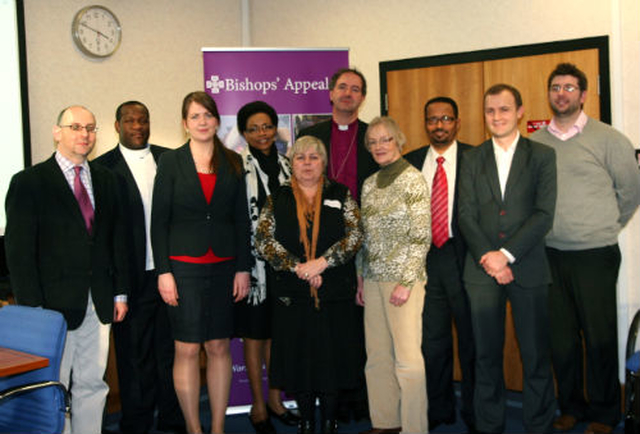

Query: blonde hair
left=288, top=135, right=328, bottom=169
left=365, top=116, right=406, bottom=152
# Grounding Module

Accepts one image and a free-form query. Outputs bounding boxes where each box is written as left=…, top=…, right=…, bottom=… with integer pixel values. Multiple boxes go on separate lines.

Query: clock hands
left=80, top=22, right=109, bottom=40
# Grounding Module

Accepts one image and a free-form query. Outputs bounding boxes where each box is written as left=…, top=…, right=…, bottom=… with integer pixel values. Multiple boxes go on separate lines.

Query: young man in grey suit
left=458, top=84, right=557, bottom=434
left=5, top=105, right=129, bottom=434
left=404, top=96, right=475, bottom=433
left=94, top=101, right=184, bottom=434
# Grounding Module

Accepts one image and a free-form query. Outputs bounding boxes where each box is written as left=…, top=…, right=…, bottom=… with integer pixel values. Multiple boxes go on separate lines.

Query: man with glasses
left=94, top=101, right=184, bottom=434
left=405, top=97, right=475, bottom=433
left=531, top=63, right=640, bottom=434
left=5, top=105, right=129, bottom=434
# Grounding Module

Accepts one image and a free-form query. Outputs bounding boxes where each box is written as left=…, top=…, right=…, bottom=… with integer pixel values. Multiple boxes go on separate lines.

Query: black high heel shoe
left=321, top=419, right=338, bottom=433
left=248, top=414, right=276, bottom=434
left=267, top=405, right=301, bottom=426
left=297, top=419, right=315, bottom=434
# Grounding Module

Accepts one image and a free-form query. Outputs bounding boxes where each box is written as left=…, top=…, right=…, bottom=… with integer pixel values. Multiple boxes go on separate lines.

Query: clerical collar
left=332, top=119, right=358, bottom=131
left=119, top=143, right=151, bottom=159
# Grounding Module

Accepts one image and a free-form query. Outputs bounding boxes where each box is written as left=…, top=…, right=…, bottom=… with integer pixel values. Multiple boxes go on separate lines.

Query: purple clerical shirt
left=329, top=120, right=359, bottom=199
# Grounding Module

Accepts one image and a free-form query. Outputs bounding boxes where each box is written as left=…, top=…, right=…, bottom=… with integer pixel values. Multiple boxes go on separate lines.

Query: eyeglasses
left=426, top=115, right=456, bottom=126
left=550, top=84, right=579, bottom=93
left=59, top=123, right=98, bottom=133
left=246, top=124, right=276, bottom=134
left=367, top=136, right=394, bottom=148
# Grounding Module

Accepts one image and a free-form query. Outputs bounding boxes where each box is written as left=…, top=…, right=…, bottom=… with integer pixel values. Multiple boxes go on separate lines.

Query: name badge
left=323, top=199, right=341, bottom=209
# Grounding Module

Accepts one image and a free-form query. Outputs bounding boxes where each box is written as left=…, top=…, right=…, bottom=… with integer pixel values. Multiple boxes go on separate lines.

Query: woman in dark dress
left=255, top=135, right=363, bottom=434
left=235, top=101, right=296, bottom=434
left=151, top=91, right=251, bottom=434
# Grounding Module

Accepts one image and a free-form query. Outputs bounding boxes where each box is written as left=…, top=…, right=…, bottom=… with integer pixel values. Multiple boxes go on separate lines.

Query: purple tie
left=73, top=166, right=94, bottom=234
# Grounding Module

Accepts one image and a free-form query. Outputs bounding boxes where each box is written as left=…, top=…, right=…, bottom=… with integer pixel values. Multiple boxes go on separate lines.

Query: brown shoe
left=359, top=428, right=402, bottom=434
left=584, top=422, right=614, bottom=434
left=553, top=414, right=578, bottom=431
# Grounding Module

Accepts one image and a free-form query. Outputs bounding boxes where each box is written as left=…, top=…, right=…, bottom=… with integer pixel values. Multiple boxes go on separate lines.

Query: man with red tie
left=405, top=96, right=475, bottom=433
left=5, top=106, right=129, bottom=434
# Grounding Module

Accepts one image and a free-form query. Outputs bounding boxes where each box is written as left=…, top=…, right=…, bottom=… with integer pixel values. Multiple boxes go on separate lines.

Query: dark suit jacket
left=458, top=136, right=557, bottom=287
left=298, top=119, right=377, bottom=201
left=151, top=142, right=251, bottom=275
left=94, top=144, right=167, bottom=295
left=405, top=142, right=472, bottom=271
left=5, top=155, right=129, bottom=329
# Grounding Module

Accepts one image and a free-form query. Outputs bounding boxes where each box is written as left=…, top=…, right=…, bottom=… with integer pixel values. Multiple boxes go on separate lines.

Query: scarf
left=291, top=175, right=324, bottom=309
left=242, top=147, right=291, bottom=305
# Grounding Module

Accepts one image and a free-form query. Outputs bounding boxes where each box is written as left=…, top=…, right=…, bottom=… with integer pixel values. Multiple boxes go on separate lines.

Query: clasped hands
left=480, top=250, right=514, bottom=285
left=295, top=257, right=328, bottom=289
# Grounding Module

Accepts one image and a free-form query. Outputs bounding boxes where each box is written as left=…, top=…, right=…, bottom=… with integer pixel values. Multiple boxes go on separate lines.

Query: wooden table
left=0, top=347, right=49, bottom=377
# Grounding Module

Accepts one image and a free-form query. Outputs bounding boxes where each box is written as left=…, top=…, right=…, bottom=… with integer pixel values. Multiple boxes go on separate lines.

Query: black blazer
left=93, top=144, right=167, bottom=294
left=5, top=155, right=129, bottom=329
left=404, top=142, right=472, bottom=271
left=151, top=142, right=251, bottom=274
left=458, top=137, right=557, bottom=287
left=298, top=119, right=377, bottom=202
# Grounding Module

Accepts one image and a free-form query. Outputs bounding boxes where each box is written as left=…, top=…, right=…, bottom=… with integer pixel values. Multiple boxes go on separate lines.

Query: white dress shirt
left=119, top=144, right=157, bottom=271
left=491, top=132, right=520, bottom=263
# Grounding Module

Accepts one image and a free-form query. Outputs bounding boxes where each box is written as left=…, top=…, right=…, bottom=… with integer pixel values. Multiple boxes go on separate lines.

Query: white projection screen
left=0, top=0, right=29, bottom=234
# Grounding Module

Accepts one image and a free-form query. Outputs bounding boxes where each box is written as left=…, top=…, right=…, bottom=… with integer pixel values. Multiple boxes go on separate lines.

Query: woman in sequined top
left=357, top=116, right=431, bottom=434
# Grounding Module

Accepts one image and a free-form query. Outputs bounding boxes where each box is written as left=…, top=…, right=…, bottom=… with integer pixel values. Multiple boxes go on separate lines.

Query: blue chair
left=0, top=305, right=69, bottom=434
left=626, top=309, right=640, bottom=434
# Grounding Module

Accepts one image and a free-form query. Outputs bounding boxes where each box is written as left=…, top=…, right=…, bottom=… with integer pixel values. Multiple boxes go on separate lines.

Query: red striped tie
left=431, top=156, right=449, bottom=248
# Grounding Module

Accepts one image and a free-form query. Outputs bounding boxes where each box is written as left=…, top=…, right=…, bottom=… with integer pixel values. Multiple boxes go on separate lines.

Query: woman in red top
left=151, top=91, right=251, bottom=434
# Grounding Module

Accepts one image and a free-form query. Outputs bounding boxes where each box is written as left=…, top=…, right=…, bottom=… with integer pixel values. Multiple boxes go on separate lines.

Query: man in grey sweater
left=531, top=63, right=640, bottom=434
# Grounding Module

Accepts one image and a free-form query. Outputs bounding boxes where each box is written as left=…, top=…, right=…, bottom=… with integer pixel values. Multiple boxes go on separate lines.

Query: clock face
left=72, top=6, right=121, bottom=58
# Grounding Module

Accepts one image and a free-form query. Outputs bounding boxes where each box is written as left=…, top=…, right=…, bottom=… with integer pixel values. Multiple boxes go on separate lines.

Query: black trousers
left=113, top=270, right=184, bottom=433
left=466, top=278, right=556, bottom=434
left=547, top=245, right=622, bottom=427
left=422, top=240, right=475, bottom=428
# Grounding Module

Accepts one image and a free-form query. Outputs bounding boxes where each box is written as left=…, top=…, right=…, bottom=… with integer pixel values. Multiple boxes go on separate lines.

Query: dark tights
left=295, top=390, right=338, bottom=421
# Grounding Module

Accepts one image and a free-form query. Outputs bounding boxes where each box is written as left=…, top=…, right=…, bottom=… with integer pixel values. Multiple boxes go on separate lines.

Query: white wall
left=23, top=0, right=243, bottom=161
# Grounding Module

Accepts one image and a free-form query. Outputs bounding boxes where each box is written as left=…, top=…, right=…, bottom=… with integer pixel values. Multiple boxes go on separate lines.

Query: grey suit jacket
left=457, top=136, right=557, bottom=287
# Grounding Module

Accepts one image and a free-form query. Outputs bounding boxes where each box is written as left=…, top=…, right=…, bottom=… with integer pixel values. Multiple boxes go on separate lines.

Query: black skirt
left=168, top=259, right=235, bottom=343
left=269, top=292, right=363, bottom=393
left=234, top=282, right=272, bottom=340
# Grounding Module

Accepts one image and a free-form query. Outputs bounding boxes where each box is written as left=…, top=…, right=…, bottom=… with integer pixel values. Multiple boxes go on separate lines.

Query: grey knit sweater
left=531, top=117, right=640, bottom=250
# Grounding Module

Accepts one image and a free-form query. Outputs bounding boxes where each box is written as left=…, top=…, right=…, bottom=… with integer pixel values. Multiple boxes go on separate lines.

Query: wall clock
left=72, top=5, right=121, bottom=58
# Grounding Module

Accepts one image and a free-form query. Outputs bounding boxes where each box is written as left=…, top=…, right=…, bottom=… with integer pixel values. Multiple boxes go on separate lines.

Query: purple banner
left=202, top=48, right=349, bottom=410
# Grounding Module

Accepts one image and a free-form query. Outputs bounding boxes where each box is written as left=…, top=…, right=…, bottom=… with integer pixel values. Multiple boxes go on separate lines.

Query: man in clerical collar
left=94, top=101, right=184, bottom=434
left=298, top=67, right=377, bottom=203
